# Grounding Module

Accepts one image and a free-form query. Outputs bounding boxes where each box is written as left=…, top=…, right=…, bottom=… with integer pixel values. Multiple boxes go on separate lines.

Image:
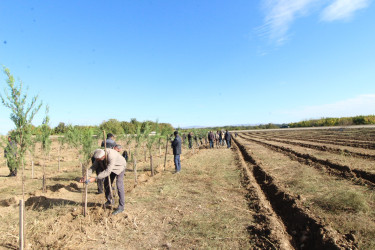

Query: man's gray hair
left=93, top=149, right=105, bottom=159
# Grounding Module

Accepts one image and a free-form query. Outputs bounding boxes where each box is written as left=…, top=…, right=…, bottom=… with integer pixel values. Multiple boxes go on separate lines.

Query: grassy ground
left=0, top=146, right=255, bottom=249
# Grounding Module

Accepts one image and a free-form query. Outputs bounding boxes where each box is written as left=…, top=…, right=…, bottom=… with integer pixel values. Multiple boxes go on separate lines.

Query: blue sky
left=1, top=0, right=374, bottom=134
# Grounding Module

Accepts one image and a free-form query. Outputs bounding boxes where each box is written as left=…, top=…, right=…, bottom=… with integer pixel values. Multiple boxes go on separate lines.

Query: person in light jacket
left=81, top=148, right=126, bottom=215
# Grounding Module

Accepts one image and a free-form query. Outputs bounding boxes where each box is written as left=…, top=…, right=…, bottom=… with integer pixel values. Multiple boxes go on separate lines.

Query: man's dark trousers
left=104, top=170, right=125, bottom=210
left=174, top=155, right=181, bottom=172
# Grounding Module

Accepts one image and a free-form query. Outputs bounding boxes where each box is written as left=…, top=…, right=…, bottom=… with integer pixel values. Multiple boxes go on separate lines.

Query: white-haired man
left=81, top=148, right=126, bottom=215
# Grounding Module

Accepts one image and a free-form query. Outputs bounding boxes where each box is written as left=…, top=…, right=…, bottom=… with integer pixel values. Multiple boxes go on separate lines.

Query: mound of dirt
left=48, top=183, right=65, bottom=192
left=69, top=182, right=80, bottom=190
left=25, top=196, right=48, bottom=209
left=0, top=197, right=17, bottom=207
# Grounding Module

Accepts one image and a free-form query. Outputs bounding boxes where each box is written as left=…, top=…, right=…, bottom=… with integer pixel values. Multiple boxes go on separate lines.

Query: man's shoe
left=112, top=208, right=124, bottom=215
left=96, top=191, right=103, bottom=195
left=104, top=200, right=114, bottom=208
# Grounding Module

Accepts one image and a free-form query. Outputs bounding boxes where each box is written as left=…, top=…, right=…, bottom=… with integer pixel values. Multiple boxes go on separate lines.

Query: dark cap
left=174, top=130, right=178, bottom=135
left=107, top=133, right=114, bottom=138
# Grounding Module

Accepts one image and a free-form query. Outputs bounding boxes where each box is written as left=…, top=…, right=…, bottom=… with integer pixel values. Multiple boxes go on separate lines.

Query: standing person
left=224, top=130, right=231, bottom=148
left=215, top=131, right=220, bottom=148
left=101, top=133, right=116, bottom=149
left=171, top=131, right=182, bottom=173
left=182, top=133, right=186, bottom=143
left=4, top=136, right=17, bottom=177
left=209, top=131, right=215, bottom=149
left=188, top=132, right=193, bottom=149
left=218, top=130, right=223, bottom=146
left=81, top=148, right=126, bottom=215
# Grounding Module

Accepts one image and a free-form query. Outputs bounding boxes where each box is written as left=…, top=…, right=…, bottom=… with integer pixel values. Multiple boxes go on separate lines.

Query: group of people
left=81, top=131, right=183, bottom=215
left=3, top=129, right=230, bottom=216
left=183, top=130, right=232, bottom=149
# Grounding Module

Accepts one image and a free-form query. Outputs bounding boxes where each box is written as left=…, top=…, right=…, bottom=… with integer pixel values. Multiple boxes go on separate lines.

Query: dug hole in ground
left=0, top=147, right=269, bottom=249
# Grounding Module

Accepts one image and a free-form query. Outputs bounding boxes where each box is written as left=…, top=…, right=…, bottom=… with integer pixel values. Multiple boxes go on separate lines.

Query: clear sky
left=1, top=0, right=374, bottom=134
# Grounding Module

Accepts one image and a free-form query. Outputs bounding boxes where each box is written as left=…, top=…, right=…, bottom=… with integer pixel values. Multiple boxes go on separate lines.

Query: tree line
left=23, top=118, right=174, bottom=136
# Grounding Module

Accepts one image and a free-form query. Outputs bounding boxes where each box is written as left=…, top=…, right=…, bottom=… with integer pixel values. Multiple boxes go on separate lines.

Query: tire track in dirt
left=248, top=134, right=375, bottom=161
left=233, top=137, right=357, bottom=250
left=239, top=134, right=375, bottom=188
left=233, top=141, right=293, bottom=249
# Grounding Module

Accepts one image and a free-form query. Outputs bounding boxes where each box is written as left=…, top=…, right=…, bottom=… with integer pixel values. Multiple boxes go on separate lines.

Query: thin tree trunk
left=19, top=199, right=24, bottom=250
left=22, top=160, right=26, bottom=248
left=163, top=136, right=168, bottom=171
left=58, top=145, right=61, bottom=172
left=150, top=153, right=154, bottom=176
left=84, top=167, right=88, bottom=217
left=159, top=138, right=162, bottom=157
left=144, top=146, right=147, bottom=162
left=31, top=160, right=34, bottom=179
left=133, top=153, right=137, bottom=186
left=42, top=155, right=46, bottom=193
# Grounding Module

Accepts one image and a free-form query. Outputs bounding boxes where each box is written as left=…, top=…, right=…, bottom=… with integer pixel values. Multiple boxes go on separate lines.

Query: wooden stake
left=103, top=131, right=114, bottom=204
left=133, top=156, right=137, bottom=186
left=84, top=167, right=88, bottom=217
left=19, top=199, right=24, bottom=250
left=42, top=155, right=46, bottom=193
left=163, top=136, right=168, bottom=171
left=144, top=146, right=147, bottom=162
left=150, top=154, right=154, bottom=176
left=159, top=138, right=162, bottom=157
left=58, top=145, right=61, bottom=172
left=31, top=160, right=34, bottom=179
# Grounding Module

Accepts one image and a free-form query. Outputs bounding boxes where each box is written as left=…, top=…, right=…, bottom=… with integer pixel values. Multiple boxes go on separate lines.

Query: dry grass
left=0, top=141, right=256, bottom=249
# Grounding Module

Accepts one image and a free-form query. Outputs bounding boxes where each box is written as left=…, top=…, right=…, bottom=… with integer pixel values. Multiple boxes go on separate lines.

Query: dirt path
left=0, top=147, right=261, bottom=249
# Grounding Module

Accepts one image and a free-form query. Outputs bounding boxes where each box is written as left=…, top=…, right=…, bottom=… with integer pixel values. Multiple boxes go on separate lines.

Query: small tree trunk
left=31, top=160, right=34, bottom=179
left=19, top=199, right=24, bottom=250
left=42, top=155, right=46, bottom=193
left=133, top=155, right=138, bottom=186
left=150, top=153, right=154, bottom=176
left=83, top=167, right=88, bottom=217
left=58, top=145, right=61, bottom=172
left=159, top=138, right=162, bottom=157
left=144, top=146, right=147, bottom=162
left=163, top=136, right=168, bottom=171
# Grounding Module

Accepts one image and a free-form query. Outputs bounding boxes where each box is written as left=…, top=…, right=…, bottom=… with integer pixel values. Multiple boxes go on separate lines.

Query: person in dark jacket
left=101, top=133, right=116, bottom=149
left=218, top=130, right=223, bottom=146
left=171, top=131, right=182, bottom=173
left=224, top=130, right=231, bottom=148
left=187, top=132, right=193, bottom=149
left=208, top=131, right=215, bottom=149
left=4, top=136, right=17, bottom=177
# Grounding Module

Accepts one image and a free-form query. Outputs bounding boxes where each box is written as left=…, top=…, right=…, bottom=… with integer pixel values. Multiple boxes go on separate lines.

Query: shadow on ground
left=25, top=196, right=101, bottom=211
